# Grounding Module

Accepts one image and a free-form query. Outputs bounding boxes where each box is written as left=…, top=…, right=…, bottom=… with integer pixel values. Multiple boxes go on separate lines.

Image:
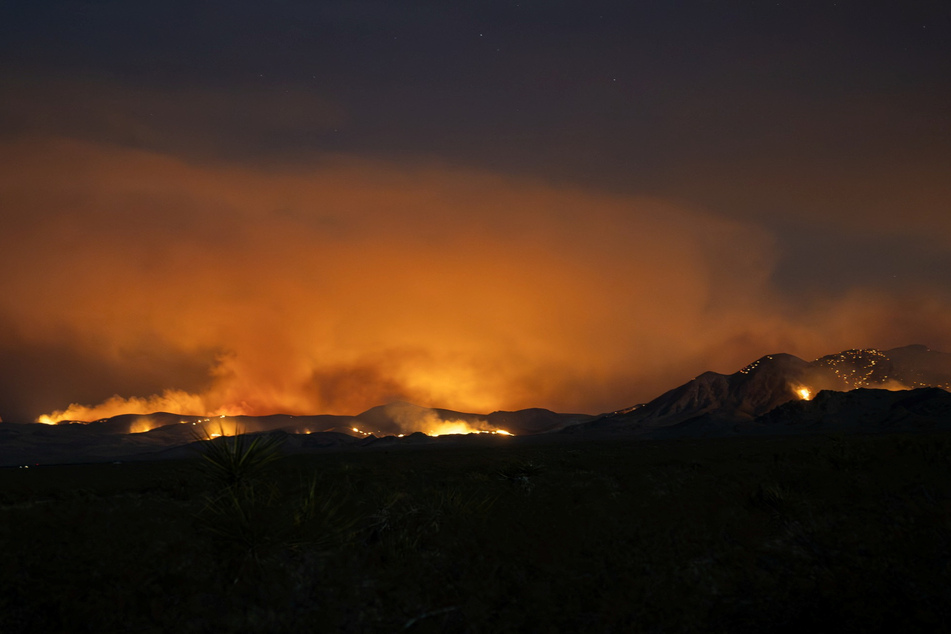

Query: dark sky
left=2, top=1, right=950, bottom=422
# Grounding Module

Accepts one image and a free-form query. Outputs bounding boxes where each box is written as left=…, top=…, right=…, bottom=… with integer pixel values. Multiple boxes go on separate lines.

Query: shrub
left=195, top=427, right=285, bottom=491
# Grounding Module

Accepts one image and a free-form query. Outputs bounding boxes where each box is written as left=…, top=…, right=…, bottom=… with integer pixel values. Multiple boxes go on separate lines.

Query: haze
left=1, top=2, right=950, bottom=423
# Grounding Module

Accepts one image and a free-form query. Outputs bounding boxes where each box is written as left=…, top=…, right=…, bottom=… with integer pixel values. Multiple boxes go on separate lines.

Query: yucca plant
left=195, top=425, right=285, bottom=491
left=193, top=427, right=288, bottom=585
left=748, top=481, right=794, bottom=525
left=292, top=475, right=359, bottom=549
left=497, top=459, right=544, bottom=491
left=201, top=480, right=282, bottom=551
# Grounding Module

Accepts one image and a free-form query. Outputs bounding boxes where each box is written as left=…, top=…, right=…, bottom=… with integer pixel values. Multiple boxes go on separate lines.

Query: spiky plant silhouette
left=193, top=425, right=288, bottom=583
left=195, top=424, right=285, bottom=491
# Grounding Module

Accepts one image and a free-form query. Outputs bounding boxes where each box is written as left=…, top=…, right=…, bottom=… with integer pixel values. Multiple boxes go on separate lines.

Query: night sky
left=1, top=1, right=950, bottom=423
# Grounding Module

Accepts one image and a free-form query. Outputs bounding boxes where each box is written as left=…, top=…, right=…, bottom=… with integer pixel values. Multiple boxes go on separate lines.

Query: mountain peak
left=594, top=344, right=951, bottom=434
left=737, top=353, right=809, bottom=376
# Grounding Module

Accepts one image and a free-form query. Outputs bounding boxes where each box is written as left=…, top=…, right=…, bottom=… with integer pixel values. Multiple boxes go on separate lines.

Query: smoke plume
left=2, top=138, right=950, bottom=422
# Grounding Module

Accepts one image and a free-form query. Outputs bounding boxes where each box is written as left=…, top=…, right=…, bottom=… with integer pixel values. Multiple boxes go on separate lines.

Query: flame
left=336, top=422, right=513, bottom=437
left=425, top=419, right=514, bottom=437
left=8, top=139, right=951, bottom=432
left=129, top=416, right=156, bottom=433
left=35, top=389, right=243, bottom=424
left=797, top=387, right=812, bottom=400
left=195, top=419, right=243, bottom=438
left=16, top=140, right=805, bottom=428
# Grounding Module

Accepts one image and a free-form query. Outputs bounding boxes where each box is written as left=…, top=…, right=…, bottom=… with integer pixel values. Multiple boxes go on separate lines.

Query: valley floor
left=2, top=431, right=951, bottom=632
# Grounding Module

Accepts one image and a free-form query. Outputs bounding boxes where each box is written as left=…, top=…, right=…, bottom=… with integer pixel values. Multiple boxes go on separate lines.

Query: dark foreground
left=2, top=431, right=951, bottom=633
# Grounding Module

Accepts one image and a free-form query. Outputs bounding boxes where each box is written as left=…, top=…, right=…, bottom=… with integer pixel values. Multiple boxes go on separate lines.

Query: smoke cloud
left=2, top=138, right=950, bottom=422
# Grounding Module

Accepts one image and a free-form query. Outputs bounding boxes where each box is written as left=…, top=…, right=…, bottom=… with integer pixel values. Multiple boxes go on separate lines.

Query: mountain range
left=570, top=344, right=951, bottom=437
left=2, top=344, right=950, bottom=465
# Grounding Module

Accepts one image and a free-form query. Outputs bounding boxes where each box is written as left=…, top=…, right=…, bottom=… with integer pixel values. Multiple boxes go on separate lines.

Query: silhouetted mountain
left=350, top=401, right=590, bottom=436
left=574, top=353, right=812, bottom=433
left=1, top=400, right=589, bottom=465
left=486, top=408, right=591, bottom=434
left=809, top=344, right=951, bottom=391
left=5, top=344, right=950, bottom=465
left=575, top=345, right=951, bottom=435
left=624, top=387, right=951, bottom=440
left=352, top=401, right=481, bottom=435
left=754, top=387, right=951, bottom=433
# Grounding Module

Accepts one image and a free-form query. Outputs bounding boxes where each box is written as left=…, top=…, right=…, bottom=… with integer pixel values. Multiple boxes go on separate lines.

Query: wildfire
left=307, top=424, right=513, bottom=438
left=35, top=408, right=515, bottom=438
left=426, top=420, right=514, bottom=437
left=34, top=391, right=251, bottom=425
left=797, top=387, right=813, bottom=401
left=129, top=417, right=156, bottom=433
left=197, top=419, right=242, bottom=438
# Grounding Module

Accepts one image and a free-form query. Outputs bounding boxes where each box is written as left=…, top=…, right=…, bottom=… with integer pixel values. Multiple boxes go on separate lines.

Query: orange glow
left=200, top=420, right=243, bottom=438
left=423, top=420, right=514, bottom=437
left=5, top=139, right=790, bottom=425
left=797, top=387, right=813, bottom=400
left=39, top=391, right=232, bottom=424
left=129, top=416, right=156, bottom=433
left=426, top=420, right=482, bottom=436
left=0, top=139, right=948, bottom=427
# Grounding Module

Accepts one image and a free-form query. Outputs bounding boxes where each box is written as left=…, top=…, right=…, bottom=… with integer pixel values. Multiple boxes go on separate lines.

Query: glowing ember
left=426, top=421, right=515, bottom=437
left=129, top=417, right=156, bottom=433
left=194, top=420, right=245, bottom=438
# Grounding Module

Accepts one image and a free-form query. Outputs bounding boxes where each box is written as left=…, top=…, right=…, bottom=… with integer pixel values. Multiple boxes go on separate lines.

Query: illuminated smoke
left=367, top=402, right=508, bottom=437
left=1, top=139, right=950, bottom=423
left=40, top=390, right=216, bottom=424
